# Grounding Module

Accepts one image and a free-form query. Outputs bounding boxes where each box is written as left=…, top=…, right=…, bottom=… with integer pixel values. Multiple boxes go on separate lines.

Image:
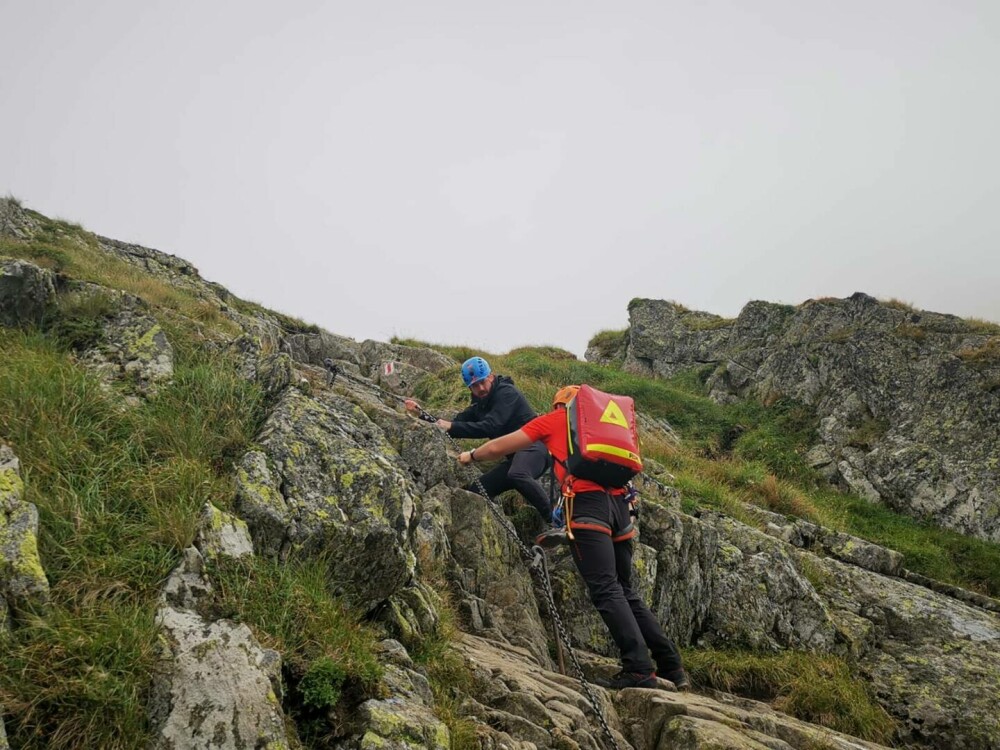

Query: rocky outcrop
left=234, top=387, right=418, bottom=614
left=0, top=445, right=50, bottom=626
left=68, top=285, right=175, bottom=395
left=148, top=607, right=289, bottom=750
left=617, top=294, right=1000, bottom=542
left=667, top=505, right=1000, bottom=749
left=275, top=358, right=1000, bottom=749
left=817, top=554, right=1000, bottom=749
left=149, top=504, right=291, bottom=749
left=0, top=198, right=37, bottom=240
left=456, top=633, right=894, bottom=750
left=0, top=258, right=56, bottom=328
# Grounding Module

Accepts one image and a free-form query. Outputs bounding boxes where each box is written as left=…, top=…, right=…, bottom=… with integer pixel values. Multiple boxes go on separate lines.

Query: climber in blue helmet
left=405, top=356, right=555, bottom=525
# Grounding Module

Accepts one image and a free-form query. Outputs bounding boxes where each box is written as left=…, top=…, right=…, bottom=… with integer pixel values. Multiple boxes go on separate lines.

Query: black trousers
left=568, top=490, right=683, bottom=675
left=467, top=441, right=552, bottom=522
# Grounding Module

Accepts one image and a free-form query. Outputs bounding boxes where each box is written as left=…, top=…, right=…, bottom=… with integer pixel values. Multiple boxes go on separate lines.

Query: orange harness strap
left=561, top=477, right=576, bottom=541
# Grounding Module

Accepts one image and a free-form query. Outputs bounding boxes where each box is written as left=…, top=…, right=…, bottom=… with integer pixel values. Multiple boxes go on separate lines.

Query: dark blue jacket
left=447, top=375, right=537, bottom=440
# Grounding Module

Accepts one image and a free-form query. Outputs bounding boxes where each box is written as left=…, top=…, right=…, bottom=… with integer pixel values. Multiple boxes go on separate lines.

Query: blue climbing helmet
left=461, top=356, right=491, bottom=387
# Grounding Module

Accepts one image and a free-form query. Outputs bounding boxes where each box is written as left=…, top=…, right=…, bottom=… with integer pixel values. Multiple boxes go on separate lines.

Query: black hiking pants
left=468, top=441, right=552, bottom=522
left=567, top=490, right=683, bottom=675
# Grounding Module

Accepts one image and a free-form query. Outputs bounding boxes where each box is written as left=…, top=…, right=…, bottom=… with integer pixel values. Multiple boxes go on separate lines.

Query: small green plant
left=299, top=657, right=348, bottom=710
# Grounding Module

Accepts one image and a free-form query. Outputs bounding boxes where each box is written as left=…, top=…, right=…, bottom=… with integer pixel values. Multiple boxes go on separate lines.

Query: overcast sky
left=2, top=1, right=998, bottom=357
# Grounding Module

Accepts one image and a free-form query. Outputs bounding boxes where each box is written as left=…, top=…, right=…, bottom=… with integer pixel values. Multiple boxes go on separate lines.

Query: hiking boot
left=535, top=526, right=568, bottom=549
left=595, top=670, right=658, bottom=689
left=661, top=668, right=691, bottom=691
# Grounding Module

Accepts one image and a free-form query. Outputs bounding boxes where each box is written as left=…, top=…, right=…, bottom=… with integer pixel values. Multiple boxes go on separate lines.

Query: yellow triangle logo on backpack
left=599, top=399, right=628, bottom=428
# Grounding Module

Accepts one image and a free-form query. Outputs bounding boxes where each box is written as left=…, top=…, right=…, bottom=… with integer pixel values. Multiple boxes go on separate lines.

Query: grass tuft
left=684, top=648, right=897, bottom=744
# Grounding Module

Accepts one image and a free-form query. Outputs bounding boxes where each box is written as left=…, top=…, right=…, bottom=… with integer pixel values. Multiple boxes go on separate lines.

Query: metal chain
left=322, top=360, right=623, bottom=750
left=442, top=432, right=622, bottom=750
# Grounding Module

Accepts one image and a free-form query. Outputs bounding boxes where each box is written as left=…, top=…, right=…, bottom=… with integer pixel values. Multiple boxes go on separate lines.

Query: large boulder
left=0, top=258, right=56, bottom=328
left=147, top=607, right=289, bottom=750
left=812, top=554, right=1000, bottom=750
left=234, top=387, right=416, bottom=613
left=67, top=286, right=174, bottom=394
left=0, top=445, right=50, bottom=624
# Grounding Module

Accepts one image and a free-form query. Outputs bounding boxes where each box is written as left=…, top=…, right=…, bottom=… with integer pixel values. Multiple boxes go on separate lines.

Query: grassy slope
left=0, top=217, right=383, bottom=749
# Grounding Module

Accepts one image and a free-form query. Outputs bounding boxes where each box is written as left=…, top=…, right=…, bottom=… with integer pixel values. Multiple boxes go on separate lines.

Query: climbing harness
left=322, top=359, right=623, bottom=750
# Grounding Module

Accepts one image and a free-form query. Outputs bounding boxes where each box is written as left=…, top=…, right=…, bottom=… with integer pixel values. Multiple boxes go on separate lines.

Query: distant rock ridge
left=607, top=293, right=1000, bottom=542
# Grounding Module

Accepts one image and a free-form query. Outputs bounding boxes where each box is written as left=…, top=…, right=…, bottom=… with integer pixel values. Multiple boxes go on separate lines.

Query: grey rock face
left=815, top=556, right=1000, bottom=749
left=359, top=339, right=455, bottom=378
left=563, top=496, right=1000, bottom=749
left=69, top=286, right=175, bottom=394
left=744, top=504, right=904, bottom=577
left=283, top=329, right=363, bottom=369
left=617, top=294, right=1000, bottom=542
left=445, top=487, right=552, bottom=665
left=0, top=258, right=56, bottom=327
left=0, top=445, right=50, bottom=624
left=234, top=387, right=416, bottom=614
left=365, top=407, right=470, bottom=492
left=624, top=299, right=736, bottom=379
left=0, top=197, right=37, bottom=239
left=454, top=632, right=895, bottom=750
left=147, top=607, right=289, bottom=750
left=97, top=235, right=200, bottom=280
left=702, top=515, right=838, bottom=653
